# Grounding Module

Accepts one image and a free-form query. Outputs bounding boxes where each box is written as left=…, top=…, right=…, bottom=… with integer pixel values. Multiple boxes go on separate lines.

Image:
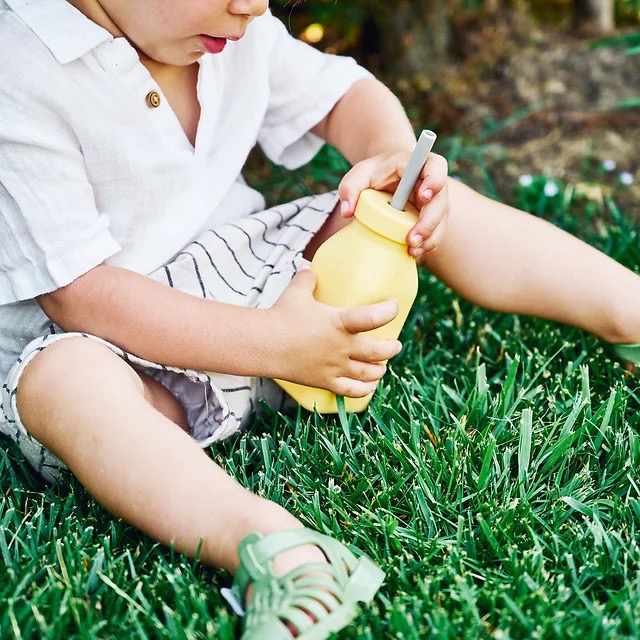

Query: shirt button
left=146, top=90, right=161, bottom=108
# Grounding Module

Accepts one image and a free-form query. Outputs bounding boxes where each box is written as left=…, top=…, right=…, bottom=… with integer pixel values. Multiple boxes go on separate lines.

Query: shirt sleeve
left=0, top=96, right=121, bottom=304
left=256, top=12, right=374, bottom=170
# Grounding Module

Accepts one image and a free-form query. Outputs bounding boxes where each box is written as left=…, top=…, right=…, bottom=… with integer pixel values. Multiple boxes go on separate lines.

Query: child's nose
left=228, top=0, right=268, bottom=18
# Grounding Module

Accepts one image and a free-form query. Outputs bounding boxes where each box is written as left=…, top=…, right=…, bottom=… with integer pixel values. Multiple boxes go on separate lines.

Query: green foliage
left=272, top=0, right=369, bottom=29
left=591, top=29, right=640, bottom=52
left=1, top=159, right=639, bottom=637
left=616, top=0, right=640, bottom=23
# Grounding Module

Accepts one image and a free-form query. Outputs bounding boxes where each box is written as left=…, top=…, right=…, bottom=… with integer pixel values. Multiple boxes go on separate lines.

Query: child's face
left=79, top=0, right=268, bottom=64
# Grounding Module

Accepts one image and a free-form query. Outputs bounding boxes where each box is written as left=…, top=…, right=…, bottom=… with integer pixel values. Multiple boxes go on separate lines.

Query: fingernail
left=340, top=200, right=350, bottom=216
left=410, top=234, right=423, bottom=247
left=421, top=188, right=433, bottom=201
left=414, top=248, right=425, bottom=257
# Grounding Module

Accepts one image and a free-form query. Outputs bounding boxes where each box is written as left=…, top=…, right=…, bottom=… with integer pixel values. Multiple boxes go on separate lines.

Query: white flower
left=544, top=180, right=560, bottom=197
left=519, top=174, right=534, bottom=187
left=620, top=172, right=634, bottom=186
left=602, top=159, right=617, bottom=172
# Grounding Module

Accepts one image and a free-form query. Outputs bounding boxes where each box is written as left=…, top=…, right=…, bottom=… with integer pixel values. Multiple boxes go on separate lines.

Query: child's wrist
left=229, top=306, right=282, bottom=378
left=256, top=306, right=316, bottom=383
left=364, top=141, right=417, bottom=161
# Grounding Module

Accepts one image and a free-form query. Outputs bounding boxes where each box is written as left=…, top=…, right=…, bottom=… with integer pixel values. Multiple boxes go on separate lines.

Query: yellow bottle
left=275, top=188, right=420, bottom=414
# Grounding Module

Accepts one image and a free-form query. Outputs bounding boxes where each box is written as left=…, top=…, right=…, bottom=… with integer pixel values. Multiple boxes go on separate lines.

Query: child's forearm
left=313, top=77, right=417, bottom=164
left=37, top=264, right=278, bottom=377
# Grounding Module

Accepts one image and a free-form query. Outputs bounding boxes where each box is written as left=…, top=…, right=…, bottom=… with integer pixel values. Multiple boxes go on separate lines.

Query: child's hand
left=267, top=267, right=403, bottom=397
left=338, top=150, right=450, bottom=258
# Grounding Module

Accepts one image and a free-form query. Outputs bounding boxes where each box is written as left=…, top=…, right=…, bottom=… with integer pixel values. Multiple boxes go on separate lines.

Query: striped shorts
left=0, top=191, right=339, bottom=483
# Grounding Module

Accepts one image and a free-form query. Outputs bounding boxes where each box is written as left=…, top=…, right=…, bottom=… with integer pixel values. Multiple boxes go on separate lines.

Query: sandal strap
left=248, top=529, right=356, bottom=567
left=223, top=528, right=360, bottom=616
left=241, top=528, right=357, bottom=582
left=221, top=531, right=263, bottom=616
left=613, top=342, right=640, bottom=364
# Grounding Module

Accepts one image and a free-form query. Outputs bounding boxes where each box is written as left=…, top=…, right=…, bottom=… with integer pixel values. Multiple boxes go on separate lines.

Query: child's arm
left=39, top=264, right=275, bottom=376
left=311, top=77, right=450, bottom=257
left=38, top=263, right=402, bottom=397
left=311, top=77, right=417, bottom=164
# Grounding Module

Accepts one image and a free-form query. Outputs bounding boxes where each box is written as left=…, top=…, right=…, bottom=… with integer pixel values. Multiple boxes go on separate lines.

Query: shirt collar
left=5, top=0, right=114, bottom=64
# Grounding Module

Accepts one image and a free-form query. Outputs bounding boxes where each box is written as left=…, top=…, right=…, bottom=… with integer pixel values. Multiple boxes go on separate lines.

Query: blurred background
left=248, top=0, right=639, bottom=221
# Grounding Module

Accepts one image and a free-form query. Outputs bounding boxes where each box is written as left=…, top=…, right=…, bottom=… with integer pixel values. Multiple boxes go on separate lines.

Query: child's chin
left=141, top=44, right=203, bottom=66
left=185, top=50, right=206, bottom=63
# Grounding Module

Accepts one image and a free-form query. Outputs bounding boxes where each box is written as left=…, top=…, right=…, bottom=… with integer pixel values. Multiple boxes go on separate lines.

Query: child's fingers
left=418, top=153, right=448, bottom=199
left=346, top=359, right=387, bottom=382
left=407, top=188, right=449, bottom=248
left=351, top=335, right=403, bottom=362
left=333, top=378, right=379, bottom=399
left=369, top=154, right=406, bottom=191
left=339, top=298, right=399, bottom=335
left=412, top=217, right=448, bottom=257
left=338, top=159, right=377, bottom=218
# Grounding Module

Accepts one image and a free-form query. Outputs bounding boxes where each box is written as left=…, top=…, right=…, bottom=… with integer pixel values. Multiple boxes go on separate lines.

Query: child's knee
left=16, top=336, right=143, bottom=436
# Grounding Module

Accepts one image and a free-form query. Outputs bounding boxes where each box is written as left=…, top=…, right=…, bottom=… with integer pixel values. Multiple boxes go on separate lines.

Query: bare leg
left=418, top=178, right=640, bottom=345
left=16, top=337, right=325, bottom=582
left=303, top=201, right=352, bottom=262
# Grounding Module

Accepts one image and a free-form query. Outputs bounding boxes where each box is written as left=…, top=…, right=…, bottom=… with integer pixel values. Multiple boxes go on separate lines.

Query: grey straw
left=390, top=130, right=438, bottom=211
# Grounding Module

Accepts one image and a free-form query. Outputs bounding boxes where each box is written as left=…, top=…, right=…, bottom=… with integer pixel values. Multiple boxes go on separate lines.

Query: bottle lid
left=354, top=189, right=419, bottom=245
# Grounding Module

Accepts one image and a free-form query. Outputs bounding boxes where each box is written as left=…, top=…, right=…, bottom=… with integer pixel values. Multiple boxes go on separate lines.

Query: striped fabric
left=0, top=191, right=339, bottom=483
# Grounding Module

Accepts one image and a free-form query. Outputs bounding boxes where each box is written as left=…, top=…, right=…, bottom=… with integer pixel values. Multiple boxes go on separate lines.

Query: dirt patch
left=393, top=13, right=640, bottom=212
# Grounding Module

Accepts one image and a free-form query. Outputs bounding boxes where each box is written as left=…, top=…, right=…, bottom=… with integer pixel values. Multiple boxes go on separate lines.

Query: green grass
left=1, top=148, right=640, bottom=639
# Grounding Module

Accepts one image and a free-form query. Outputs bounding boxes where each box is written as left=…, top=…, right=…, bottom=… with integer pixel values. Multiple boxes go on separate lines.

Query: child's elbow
left=37, top=263, right=107, bottom=327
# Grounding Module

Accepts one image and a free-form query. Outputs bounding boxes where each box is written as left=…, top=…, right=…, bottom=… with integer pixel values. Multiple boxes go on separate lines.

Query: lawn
left=1, top=146, right=639, bottom=639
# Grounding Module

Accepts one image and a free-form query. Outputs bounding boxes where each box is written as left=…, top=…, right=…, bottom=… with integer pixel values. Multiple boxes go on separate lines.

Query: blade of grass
left=518, top=409, right=533, bottom=491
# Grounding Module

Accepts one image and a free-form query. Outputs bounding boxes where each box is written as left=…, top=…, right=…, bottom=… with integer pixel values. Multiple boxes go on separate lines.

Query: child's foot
left=224, top=528, right=385, bottom=640
left=245, top=543, right=329, bottom=636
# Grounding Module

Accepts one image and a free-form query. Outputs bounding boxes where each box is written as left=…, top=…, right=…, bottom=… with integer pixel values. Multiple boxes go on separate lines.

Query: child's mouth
left=199, top=35, right=227, bottom=54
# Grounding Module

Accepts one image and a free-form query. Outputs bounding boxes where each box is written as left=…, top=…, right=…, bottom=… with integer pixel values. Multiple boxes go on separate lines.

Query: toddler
left=2, top=0, right=640, bottom=638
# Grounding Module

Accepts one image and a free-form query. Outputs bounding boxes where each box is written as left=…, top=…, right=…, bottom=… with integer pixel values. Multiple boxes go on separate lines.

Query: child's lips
left=198, top=32, right=243, bottom=53
left=199, top=34, right=227, bottom=54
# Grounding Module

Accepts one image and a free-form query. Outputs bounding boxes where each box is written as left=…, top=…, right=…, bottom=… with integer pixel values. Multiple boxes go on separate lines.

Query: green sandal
left=220, top=528, right=385, bottom=640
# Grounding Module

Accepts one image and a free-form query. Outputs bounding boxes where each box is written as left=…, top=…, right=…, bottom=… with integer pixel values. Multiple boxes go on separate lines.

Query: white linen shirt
left=0, top=0, right=373, bottom=383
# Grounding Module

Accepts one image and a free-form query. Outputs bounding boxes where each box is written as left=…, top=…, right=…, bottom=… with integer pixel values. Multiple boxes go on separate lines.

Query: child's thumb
left=292, top=265, right=317, bottom=291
